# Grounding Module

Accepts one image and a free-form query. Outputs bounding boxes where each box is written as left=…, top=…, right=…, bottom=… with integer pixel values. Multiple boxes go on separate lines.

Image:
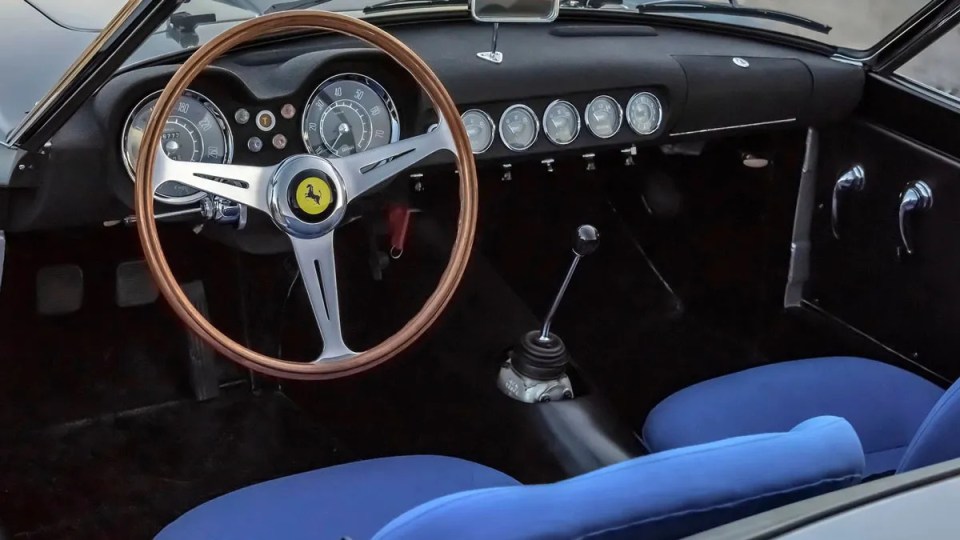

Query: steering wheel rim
left=134, top=11, right=478, bottom=380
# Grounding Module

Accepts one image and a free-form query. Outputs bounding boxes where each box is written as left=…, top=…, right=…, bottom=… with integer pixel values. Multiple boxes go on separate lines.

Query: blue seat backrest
left=900, top=378, right=960, bottom=473
left=375, top=416, right=865, bottom=540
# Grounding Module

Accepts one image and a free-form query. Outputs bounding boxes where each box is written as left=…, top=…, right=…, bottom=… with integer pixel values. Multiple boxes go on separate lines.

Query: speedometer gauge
left=542, top=100, right=580, bottom=146
left=584, top=95, right=622, bottom=139
left=461, top=109, right=495, bottom=154
left=626, top=92, right=663, bottom=135
left=122, top=89, right=232, bottom=204
left=499, top=104, right=539, bottom=152
left=302, top=73, right=399, bottom=157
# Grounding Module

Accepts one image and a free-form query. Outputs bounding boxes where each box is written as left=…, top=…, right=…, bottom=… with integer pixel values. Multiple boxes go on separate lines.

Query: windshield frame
left=4, top=0, right=180, bottom=151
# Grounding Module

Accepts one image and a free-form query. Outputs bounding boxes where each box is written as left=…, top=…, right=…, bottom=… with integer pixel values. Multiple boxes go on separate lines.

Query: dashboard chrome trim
left=460, top=109, right=496, bottom=154
left=542, top=99, right=581, bottom=146
left=584, top=95, right=623, bottom=139
left=498, top=104, right=539, bottom=152
left=121, top=88, right=234, bottom=205
left=300, top=72, right=400, bottom=157
left=670, top=118, right=797, bottom=137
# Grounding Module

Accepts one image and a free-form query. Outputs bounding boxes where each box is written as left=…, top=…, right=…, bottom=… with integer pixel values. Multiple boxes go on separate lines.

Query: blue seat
left=643, top=357, right=954, bottom=476
left=157, top=417, right=864, bottom=540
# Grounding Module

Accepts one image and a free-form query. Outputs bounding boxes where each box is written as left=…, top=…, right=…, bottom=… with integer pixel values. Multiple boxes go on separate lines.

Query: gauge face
left=542, top=100, right=580, bottom=146
left=122, top=90, right=232, bottom=203
left=461, top=109, right=495, bottom=154
left=302, top=74, right=399, bottom=158
left=626, top=92, right=663, bottom=135
left=584, top=95, right=623, bottom=139
left=499, top=104, right=539, bottom=151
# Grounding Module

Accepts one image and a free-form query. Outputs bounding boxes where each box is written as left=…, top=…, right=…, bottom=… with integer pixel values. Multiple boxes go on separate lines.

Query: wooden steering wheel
left=134, top=11, right=478, bottom=380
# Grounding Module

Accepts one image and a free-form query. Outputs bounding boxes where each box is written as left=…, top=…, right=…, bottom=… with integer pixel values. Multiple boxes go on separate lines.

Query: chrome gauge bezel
left=542, top=100, right=581, bottom=146
left=121, top=89, right=234, bottom=205
left=626, top=92, right=663, bottom=136
left=498, top=104, right=540, bottom=152
left=460, top=109, right=496, bottom=154
left=300, top=73, right=400, bottom=156
left=584, top=95, right=623, bottom=140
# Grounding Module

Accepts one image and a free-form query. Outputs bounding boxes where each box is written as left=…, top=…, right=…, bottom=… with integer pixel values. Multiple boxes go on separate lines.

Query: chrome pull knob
left=831, top=165, right=865, bottom=239
left=899, top=180, right=933, bottom=256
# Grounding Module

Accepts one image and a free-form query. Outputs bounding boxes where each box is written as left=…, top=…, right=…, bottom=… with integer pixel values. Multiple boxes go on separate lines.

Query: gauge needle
left=331, top=122, right=350, bottom=149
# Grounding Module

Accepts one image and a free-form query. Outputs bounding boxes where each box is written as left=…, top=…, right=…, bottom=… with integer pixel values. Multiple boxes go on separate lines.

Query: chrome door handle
left=899, top=180, right=933, bottom=256
left=832, top=165, right=866, bottom=239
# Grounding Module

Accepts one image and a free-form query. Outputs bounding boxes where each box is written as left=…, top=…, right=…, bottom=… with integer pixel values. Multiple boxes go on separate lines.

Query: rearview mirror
left=470, top=0, right=560, bottom=23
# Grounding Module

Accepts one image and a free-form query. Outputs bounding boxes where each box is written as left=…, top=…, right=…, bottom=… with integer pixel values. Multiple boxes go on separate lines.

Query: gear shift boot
left=512, top=330, right=568, bottom=380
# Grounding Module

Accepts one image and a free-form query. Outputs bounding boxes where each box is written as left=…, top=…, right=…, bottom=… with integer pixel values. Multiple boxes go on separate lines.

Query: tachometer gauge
left=122, top=89, right=233, bottom=204
left=626, top=92, right=663, bottom=135
left=461, top=109, right=495, bottom=154
left=542, top=100, right=580, bottom=146
left=302, top=74, right=399, bottom=157
left=499, top=104, right=539, bottom=152
left=584, top=95, right=623, bottom=139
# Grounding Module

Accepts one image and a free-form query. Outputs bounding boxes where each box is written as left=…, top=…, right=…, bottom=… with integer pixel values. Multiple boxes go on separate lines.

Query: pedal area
left=0, top=228, right=250, bottom=428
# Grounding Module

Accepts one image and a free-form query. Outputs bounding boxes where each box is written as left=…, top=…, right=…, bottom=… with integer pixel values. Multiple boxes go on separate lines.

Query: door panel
left=805, top=75, right=960, bottom=381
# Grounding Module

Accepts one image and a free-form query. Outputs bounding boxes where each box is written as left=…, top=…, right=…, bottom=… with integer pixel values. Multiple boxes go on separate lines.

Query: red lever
left=387, top=204, right=412, bottom=258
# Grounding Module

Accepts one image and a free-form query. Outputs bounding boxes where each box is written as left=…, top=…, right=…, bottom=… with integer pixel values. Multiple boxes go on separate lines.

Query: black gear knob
left=573, top=225, right=600, bottom=257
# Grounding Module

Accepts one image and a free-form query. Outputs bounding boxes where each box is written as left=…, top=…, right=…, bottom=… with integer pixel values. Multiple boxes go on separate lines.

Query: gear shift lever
left=497, top=225, right=600, bottom=403
left=539, top=225, right=600, bottom=342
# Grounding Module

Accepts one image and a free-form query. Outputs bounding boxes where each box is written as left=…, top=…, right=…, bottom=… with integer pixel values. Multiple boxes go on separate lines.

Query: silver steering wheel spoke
left=332, top=119, right=455, bottom=202
left=290, top=232, right=356, bottom=362
left=153, top=147, right=276, bottom=211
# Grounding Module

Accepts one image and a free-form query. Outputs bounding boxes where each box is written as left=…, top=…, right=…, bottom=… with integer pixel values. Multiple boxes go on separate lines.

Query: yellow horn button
left=295, top=177, right=333, bottom=215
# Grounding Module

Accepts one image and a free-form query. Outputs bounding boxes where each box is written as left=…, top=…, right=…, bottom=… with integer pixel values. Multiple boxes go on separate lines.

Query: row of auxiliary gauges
left=460, top=92, right=663, bottom=154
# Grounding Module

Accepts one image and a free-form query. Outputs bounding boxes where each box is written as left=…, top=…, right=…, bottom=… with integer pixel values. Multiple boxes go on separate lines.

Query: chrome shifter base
left=497, top=358, right=574, bottom=403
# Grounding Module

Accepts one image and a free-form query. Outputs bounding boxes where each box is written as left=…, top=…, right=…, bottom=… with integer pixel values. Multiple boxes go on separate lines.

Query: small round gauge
left=626, top=92, right=663, bottom=135
left=302, top=73, right=399, bottom=158
left=122, top=89, right=233, bottom=204
left=461, top=109, right=495, bottom=154
left=499, top=104, right=539, bottom=152
left=542, top=100, right=580, bottom=146
left=584, top=95, right=623, bottom=139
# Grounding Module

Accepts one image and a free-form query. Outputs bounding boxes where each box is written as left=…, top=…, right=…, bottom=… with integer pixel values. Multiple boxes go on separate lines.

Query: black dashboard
left=5, top=16, right=864, bottom=231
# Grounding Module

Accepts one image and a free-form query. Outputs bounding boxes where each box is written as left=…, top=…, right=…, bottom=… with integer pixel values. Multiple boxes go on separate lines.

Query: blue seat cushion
left=899, top=377, right=960, bottom=473
left=155, top=455, right=520, bottom=540
left=375, top=417, right=864, bottom=540
left=643, top=357, right=944, bottom=476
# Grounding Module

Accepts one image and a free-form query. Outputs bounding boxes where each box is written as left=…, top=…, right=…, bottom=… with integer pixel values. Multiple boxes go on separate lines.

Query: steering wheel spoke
left=153, top=148, right=276, bottom=211
left=290, top=232, right=356, bottom=362
left=332, top=120, right=455, bottom=201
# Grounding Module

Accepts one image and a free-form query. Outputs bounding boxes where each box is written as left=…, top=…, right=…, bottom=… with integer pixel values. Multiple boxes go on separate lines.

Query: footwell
left=0, top=392, right=347, bottom=539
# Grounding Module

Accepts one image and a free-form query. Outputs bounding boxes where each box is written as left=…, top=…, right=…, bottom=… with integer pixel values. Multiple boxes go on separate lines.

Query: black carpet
left=0, top=392, right=346, bottom=539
